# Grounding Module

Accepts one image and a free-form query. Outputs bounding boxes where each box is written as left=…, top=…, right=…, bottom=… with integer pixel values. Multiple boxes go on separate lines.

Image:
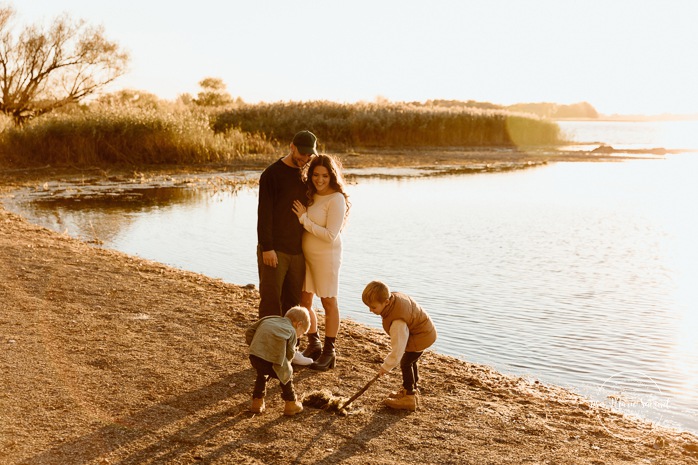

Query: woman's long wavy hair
left=303, top=154, right=351, bottom=220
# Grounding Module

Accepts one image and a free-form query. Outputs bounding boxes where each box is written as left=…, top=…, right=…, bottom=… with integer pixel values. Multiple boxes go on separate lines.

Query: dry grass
left=0, top=106, right=275, bottom=167
left=0, top=100, right=581, bottom=171
left=212, top=101, right=564, bottom=149
left=302, top=390, right=352, bottom=416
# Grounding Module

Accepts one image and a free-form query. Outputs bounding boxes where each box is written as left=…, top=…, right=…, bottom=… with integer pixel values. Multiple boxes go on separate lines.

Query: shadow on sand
left=23, top=369, right=255, bottom=465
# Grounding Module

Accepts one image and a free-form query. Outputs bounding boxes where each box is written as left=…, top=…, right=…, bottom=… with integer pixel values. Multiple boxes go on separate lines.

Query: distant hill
left=505, top=101, right=599, bottom=119
left=420, top=100, right=599, bottom=119
left=422, top=99, right=505, bottom=111
left=597, top=113, right=698, bottom=121
left=417, top=100, right=698, bottom=121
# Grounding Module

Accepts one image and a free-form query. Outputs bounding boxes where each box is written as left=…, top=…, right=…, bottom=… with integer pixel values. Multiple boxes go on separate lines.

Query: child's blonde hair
left=285, top=305, right=311, bottom=333
left=362, top=280, right=391, bottom=305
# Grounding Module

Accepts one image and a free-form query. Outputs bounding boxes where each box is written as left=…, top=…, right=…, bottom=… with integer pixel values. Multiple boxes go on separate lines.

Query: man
left=257, top=130, right=317, bottom=318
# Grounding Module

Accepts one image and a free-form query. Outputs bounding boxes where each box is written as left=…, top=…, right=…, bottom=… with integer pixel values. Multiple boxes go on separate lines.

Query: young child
left=362, top=280, right=437, bottom=411
left=245, top=305, right=310, bottom=416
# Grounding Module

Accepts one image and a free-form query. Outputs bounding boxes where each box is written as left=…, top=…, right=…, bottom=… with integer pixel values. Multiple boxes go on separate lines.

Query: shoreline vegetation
left=2, top=102, right=698, bottom=464
left=0, top=101, right=565, bottom=169
left=0, top=99, right=687, bottom=177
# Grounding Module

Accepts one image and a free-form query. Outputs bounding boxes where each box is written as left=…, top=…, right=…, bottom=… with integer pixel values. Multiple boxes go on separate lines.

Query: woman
left=292, top=154, right=350, bottom=371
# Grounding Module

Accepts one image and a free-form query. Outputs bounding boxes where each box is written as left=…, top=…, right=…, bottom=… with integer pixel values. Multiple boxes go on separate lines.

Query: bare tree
left=0, top=5, right=129, bottom=124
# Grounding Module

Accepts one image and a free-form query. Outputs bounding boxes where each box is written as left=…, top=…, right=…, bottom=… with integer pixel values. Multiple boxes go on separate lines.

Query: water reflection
left=21, top=187, right=205, bottom=244
left=6, top=155, right=698, bottom=433
left=558, top=119, right=698, bottom=150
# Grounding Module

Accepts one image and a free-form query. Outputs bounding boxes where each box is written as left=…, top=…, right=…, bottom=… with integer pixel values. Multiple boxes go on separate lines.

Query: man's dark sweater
left=257, top=158, right=307, bottom=255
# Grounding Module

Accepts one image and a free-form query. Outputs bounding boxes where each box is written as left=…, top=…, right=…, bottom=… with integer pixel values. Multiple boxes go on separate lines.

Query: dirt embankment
left=1, top=155, right=697, bottom=464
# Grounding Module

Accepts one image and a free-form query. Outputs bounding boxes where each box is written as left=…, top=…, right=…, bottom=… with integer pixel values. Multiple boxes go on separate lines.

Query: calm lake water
left=5, top=120, right=698, bottom=433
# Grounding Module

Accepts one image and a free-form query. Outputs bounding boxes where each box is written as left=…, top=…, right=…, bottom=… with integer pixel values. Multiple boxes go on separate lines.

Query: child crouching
left=245, top=305, right=310, bottom=416
left=362, top=280, right=437, bottom=411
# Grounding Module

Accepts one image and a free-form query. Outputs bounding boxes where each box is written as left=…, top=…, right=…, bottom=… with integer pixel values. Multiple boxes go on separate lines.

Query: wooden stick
left=340, top=373, right=381, bottom=410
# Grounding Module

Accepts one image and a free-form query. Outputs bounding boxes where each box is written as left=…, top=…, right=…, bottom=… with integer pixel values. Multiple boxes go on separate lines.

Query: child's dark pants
left=249, top=355, right=296, bottom=401
left=400, top=351, right=423, bottom=394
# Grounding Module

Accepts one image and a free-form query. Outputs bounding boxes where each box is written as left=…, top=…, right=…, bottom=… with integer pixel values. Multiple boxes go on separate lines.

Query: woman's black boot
left=302, top=332, right=322, bottom=361
left=310, top=350, right=335, bottom=371
left=310, top=337, right=336, bottom=371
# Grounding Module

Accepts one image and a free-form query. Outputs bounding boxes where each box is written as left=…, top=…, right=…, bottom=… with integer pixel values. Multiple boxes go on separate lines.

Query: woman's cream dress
left=299, top=192, right=347, bottom=298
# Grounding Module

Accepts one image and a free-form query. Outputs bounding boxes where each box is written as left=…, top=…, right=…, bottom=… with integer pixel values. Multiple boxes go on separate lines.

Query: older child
left=245, top=305, right=310, bottom=416
left=362, top=280, right=437, bottom=411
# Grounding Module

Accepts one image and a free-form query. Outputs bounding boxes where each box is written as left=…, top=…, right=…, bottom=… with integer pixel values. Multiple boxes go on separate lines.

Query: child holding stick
left=362, top=280, right=437, bottom=411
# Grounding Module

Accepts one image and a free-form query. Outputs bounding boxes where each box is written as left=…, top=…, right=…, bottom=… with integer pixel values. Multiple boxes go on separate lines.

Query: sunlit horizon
left=14, top=0, right=698, bottom=116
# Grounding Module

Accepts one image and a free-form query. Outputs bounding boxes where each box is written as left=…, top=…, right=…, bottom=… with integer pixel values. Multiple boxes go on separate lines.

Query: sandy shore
left=1, top=151, right=697, bottom=464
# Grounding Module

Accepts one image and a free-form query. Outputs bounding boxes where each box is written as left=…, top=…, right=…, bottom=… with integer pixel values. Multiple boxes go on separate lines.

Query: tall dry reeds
left=0, top=106, right=275, bottom=167
left=0, top=100, right=565, bottom=168
left=212, top=101, right=564, bottom=149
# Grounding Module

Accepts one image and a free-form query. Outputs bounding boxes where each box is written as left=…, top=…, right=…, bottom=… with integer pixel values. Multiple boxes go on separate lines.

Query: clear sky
left=14, top=0, right=698, bottom=115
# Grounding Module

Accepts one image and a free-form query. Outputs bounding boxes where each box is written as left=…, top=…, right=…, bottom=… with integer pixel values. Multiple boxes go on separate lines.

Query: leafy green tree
left=177, top=93, right=194, bottom=106
left=93, top=89, right=162, bottom=110
left=0, top=5, right=129, bottom=124
left=193, top=77, right=233, bottom=107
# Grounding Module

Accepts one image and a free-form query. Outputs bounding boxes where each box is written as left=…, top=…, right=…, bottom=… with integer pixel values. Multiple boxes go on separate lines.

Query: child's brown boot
left=387, top=387, right=407, bottom=399
left=249, top=397, right=265, bottom=414
left=384, top=393, right=417, bottom=411
left=283, top=400, right=303, bottom=416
